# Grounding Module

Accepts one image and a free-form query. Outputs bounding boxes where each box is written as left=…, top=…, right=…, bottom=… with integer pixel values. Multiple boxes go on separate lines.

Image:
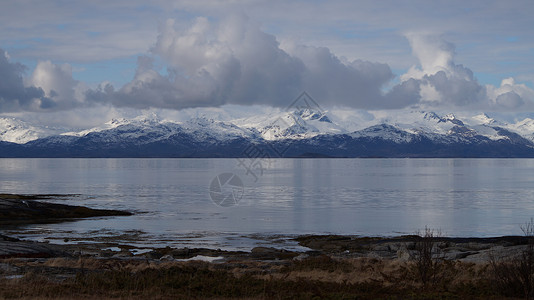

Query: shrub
left=490, top=218, right=534, bottom=299
left=413, top=226, right=445, bottom=288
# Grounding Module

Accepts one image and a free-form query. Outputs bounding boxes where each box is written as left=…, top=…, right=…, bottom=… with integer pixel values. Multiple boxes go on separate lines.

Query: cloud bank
left=1, top=15, right=533, bottom=114
left=87, top=15, right=421, bottom=110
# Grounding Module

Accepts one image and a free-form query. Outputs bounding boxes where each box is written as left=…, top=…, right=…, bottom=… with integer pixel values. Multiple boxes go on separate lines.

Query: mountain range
left=2, top=109, right=534, bottom=158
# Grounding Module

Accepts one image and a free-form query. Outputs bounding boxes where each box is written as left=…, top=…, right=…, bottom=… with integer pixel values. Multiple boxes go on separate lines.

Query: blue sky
left=1, top=0, right=533, bottom=125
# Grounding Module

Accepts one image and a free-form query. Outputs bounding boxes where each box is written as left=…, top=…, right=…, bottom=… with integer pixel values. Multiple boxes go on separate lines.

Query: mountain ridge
left=1, top=110, right=534, bottom=158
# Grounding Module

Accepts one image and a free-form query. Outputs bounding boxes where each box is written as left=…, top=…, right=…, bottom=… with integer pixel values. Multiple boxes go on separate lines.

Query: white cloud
left=400, top=35, right=489, bottom=108
left=0, top=49, right=51, bottom=111
left=285, top=44, right=399, bottom=108
left=27, top=61, right=87, bottom=109
left=401, top=35, right=455, bottom=80
left=2, top=8, right=534, bottom=117
left=399, top=34, right=534, bottom=111
left=87, top=15, right=424, bottom=110
left=486, top=77, right=534, bottom=109
left=1, top=0, right=533, bottom=86
left=0, top=50, right=93, bottom=113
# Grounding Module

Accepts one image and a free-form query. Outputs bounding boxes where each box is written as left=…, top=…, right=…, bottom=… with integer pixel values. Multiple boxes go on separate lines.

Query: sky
left=1, top=0, right=534, bottom=127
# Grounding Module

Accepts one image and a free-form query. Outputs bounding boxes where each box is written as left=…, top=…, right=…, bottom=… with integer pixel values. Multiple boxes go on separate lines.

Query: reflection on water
left=1, top=158, right=534, bottom=250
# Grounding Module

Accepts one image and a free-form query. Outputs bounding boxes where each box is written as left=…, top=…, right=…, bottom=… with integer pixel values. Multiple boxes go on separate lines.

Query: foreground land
left=1, top=194, right=533, bottom=299
left=2, top=233, right=533, bottom=299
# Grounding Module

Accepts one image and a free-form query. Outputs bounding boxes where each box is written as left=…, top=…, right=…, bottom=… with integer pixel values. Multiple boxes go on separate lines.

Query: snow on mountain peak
left=63, top=118, right=130, bottom=137
left=471, top=113, right=496, bottom=125
left=384, top=111, right=455, bottom=136
left=107, top=118, right=129, bottom=126
left=423, top=111, right=441, bottom=121
left=0, top=117, right=64, bottom=144
left=293, top=108, right=332, bottom=123
left=257, top=113, right=310, bottom=140
left=185, top=116, right=216, bottom=128
left=182, top=117, right=255, bottom=141
left=443, top=113, right=456, bottom=120
left=509, top=118, right=534, bottom=142
left=513, top=118, right=534, bottom=129
left=4, top=108, right=534, bottom=147
left=440, top=113, right=464, bottom=126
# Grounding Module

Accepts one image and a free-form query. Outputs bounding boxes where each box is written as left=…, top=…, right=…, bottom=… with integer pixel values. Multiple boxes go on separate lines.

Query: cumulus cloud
left=402, top=35, right=456, bottom=79
left=285, top=44, right=417, bottom=108
left=0, top=49, right=53, bottom=111
left=0, top=49, right=87, bottom=113
left=87, top=15, right=304, bottom=109
left=486, top=77, right=534, bottom=109
left=400, top=35, right=534, bottom=110
left=495, top=91, right=524, bottom=108
left=401, top=35, right=486, bottom=107
left=88, top=15, right=420, bottom=110
left=27, top=60, right=87, bottom=109
left=3, top=16, right=533, bottom=115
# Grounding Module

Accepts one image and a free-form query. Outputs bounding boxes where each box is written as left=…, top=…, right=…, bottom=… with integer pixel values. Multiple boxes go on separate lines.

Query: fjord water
left=1, top=158, right=534, bottom=250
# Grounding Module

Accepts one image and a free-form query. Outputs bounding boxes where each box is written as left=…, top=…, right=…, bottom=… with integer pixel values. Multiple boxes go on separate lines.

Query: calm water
left=1, top=158, right=534, bottom=251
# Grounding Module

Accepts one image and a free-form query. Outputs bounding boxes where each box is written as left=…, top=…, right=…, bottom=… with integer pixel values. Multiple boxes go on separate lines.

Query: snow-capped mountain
left=1, top=109, right=534, bottom=157
left=233, top=108, right=345, bottom=141
left=509, top=118, right=534, bottom=142
left=62, top=114, right=255, bottom=141
left=0, top=117, right=65, bottom=144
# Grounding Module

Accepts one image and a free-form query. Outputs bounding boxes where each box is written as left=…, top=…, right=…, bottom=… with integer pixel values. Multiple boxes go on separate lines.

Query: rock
left=0, top=262, right=20, bottom=273
left=487, top=245, right=527, bottom=260
left=444, top=250, right=478, bottom=260
left=387, top=243, right=401, bottom=252
left=0, top=240, right=68, bottom=258
left=466, top=242, right=493, bottom=251
left=251, top=247, right=280, bottom=254
left=0, top=194, right=132, bottom=224
left=251, top=247, right=281, bottom=260
left=404, top=242, right=416, bottom=250
left=371, top=244, right=390, bottom=252
left=171, top=248, right=190, bottom=258
left=0, top=234, right=20, bottom=242
left=397, top=246, right=412, bottom=261
left=293, top=254, right=309, bottom=261
left=145, top=251, right=163, bottom=260
left=159, top=254, right=174, bottom=261
left=436, top=241, right=449, bottom=249
left=294, top=235, right=356, bottom=253
left=251, top=247, right=297, bottom=260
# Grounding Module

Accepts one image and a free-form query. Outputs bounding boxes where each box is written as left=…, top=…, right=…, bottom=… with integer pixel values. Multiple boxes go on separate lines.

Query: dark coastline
left=0, top=194, right=132, bottom=225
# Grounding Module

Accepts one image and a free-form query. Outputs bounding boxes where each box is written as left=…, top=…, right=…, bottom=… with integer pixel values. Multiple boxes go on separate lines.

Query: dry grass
left=1, top=233, right=525, bottom=299
left=0, top=255, right=509, bottom=299
left=489, top=219, right=534, bottom=299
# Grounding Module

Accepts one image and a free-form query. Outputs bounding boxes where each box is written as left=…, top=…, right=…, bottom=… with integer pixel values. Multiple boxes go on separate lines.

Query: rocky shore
left=2, top=232, right=532, bottom=298
left=0, top=194, right=131, bottom=225
left=296, top=234, right=532, bottom=263
left=1, top=194, right=532, bottom=298
left=1, top=232, right=530, bottom=263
